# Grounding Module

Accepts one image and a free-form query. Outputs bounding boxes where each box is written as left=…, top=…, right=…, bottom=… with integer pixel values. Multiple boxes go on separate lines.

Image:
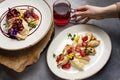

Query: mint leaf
left=53, top=53, right=56, bottom=58
left=68, top=33, right=72, bottom=38
left=28, top=22, right=36, bottom=28
left=85, top=49, right=92, bottom=55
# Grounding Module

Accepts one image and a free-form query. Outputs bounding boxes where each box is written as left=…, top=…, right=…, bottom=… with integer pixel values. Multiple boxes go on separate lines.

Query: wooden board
left=0, top=23, right=54, bottom=72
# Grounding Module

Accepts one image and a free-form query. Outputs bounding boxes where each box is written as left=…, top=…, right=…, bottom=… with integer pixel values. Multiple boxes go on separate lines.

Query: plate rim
left=47, top=24, right=112, bottom=79
left=0, top=0, right=53, bottom=51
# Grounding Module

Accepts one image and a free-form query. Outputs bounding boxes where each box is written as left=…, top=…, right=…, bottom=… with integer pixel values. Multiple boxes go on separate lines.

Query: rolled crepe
left=15, top=19, right=30, bottom=40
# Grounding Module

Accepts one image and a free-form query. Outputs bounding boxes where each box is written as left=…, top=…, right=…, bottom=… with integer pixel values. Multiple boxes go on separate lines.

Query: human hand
left=72, top=4, right=118, bottom=23
left=72, top=5, right=106, bottom=23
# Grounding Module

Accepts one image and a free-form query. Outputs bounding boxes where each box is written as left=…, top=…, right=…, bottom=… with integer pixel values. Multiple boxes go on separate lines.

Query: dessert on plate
left=5, top=7, right=39, bottom=40
left=54, top=32, right=100, bottom=70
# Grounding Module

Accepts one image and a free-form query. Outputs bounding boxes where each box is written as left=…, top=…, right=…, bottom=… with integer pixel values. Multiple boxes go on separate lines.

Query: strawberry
left=62, top=63, right=71, bottom=69
left=82, top=36, right=88, bottom=41
left=80, top=50, right=86, bottom=57
left=34, top=13, right=39, bottom=20
left=75, top=45, right=81, bottom=52
left=67, top=47, right=73, bottom=54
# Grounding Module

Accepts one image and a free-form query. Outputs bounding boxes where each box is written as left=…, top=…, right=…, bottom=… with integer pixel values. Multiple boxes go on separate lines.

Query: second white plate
left=0, top=0, right=52, bottom=50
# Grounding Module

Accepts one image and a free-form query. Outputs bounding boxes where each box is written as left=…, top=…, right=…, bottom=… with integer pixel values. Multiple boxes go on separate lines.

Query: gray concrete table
left=0, top=0, right=120, bottom=80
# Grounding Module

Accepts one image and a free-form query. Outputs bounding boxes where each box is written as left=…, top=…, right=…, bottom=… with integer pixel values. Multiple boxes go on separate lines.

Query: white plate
left=0, top=0, right=52, bottom=50
left=47, top=24, right=112, bottom=79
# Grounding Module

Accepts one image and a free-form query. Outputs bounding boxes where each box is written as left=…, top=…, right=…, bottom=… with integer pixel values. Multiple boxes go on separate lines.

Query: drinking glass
left=53, top=0, right=75, bottom=26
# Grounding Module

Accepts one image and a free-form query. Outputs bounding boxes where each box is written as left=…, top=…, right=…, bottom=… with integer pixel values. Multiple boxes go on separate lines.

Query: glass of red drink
left=53, top=0, right=72, bottom=26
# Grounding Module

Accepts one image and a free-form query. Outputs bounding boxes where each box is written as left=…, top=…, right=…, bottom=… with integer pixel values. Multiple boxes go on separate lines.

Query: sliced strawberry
left=62, top=63, right=71, bottom=69
left=67, top=47, right=73, bottom=54
left=75, top=45, right=81, bottom=52
left=34, top=13, right=39, bottom=20
left=82, top=36, right=88, bottom=41
left=82, top=41, right=87, bottom=47
left=80, top=50, right=86, bottom=57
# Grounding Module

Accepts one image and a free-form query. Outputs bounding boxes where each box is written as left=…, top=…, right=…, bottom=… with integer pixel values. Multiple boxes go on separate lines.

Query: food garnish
left=55, top=32, right=100, bottom=70
left=53, top=53, right=56, bottom=58
left=5, top=7, right=39, bottom=40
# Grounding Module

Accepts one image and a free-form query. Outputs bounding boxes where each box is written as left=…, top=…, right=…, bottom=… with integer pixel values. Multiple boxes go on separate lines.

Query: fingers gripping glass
left=53, top=0, right=77, bottom=26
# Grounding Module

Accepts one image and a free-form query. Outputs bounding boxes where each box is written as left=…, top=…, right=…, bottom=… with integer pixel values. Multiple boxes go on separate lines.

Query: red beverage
left=53, top=2, right=71, bottom=26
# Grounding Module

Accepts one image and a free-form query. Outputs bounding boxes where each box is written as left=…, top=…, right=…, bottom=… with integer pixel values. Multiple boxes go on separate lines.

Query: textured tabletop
left=0, top=0, right=120, bottom=80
